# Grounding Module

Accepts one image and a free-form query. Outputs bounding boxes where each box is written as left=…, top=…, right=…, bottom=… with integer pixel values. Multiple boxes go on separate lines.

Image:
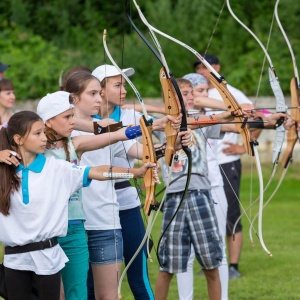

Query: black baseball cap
left=193, top=54, right=219, bottom=67
left=0, top=62, right=10, bottom=73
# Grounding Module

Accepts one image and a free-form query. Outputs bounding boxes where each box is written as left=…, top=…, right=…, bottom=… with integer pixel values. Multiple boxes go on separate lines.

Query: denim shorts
left=87, top=229, right=123, bottom=265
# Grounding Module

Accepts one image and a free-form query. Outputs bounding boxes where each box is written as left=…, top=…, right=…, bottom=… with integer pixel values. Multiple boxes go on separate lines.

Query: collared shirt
left=0, top=154, right=91, bottom=275
left=93, top=108, right=145, bottom=210
left=72, top=114, right=137, bottom=229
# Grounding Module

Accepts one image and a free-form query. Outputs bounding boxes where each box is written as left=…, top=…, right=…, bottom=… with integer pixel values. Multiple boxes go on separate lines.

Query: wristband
left=248, top=117, right=265, bottom=129
left=125, top=125, right=142, bottom=139
left=103, top=172, right=134, bottom=179
left=93, top=121, right=123, bottom=135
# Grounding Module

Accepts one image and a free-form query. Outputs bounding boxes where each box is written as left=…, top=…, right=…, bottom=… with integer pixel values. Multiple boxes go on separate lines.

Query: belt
left=114, top=180, right=132, bottom=190
left=68, top=220, right=84, bottom=225
left=5, top=237, right=58, bottom=255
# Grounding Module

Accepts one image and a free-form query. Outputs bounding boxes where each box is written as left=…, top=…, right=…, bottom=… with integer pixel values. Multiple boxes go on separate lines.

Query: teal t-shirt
left=44, top=137, right=85, bottom=221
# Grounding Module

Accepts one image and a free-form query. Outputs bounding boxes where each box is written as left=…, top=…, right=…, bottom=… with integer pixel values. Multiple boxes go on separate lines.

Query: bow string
left=130, top=0, right=193, bottom=266
left=246, top=0, right=300, bottom=235
left=226, top=0, right=290, bottom=256
left=226, top=0, right=287, bottom=173
left=103, top=29, right=159, bottom=298
left=275, top=0, right=300, bottom=171
left=133, top=0, right=271, bottom=255
left=103, top=29, right=158, bottom=217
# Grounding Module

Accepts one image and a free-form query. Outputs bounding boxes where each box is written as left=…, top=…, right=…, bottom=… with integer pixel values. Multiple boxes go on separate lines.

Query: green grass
left=1, top=163, right=299, bottom=299
left=121, top=163, right=300, bottom=299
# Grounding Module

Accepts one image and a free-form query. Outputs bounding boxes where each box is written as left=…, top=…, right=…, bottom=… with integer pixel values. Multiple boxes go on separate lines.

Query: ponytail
left=0, top=111, right=42, bottom=215
left=0, top=126, right=20, bottom=215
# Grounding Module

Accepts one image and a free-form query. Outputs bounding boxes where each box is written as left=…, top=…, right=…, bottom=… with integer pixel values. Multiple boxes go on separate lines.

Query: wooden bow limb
left=209, top=73, right=255, bottom=156
left=159, top=68, right=181, bottom=166
left=139, top=115, right=159, bottom=216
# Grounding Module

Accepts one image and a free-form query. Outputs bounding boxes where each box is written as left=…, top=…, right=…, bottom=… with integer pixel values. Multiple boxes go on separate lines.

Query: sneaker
left=229, top=266, right=241, bottom=280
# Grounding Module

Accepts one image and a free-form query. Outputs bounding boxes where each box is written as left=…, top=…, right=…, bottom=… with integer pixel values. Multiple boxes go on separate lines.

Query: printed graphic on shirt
left=162, top=129, right=208, bottom=182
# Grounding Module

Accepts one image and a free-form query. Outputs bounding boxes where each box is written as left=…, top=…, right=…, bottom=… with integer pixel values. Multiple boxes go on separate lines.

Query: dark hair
left=59, top=71, right=99, bottom=162
left=0, top=111, right=42, bottom=215
left=0, top=78, right=14, bottom=92
left=193, top=53, right=219, bottom=68
left=61, top=66, right=92, bottom=91
left=65, top=71, right=99, bottom=97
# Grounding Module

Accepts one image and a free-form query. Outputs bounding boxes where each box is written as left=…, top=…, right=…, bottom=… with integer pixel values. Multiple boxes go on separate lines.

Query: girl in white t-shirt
left=70, top=65, right=189, bottom=300
left=36, top=87, right=147, bottom=299
left=0, top=110, right=156, bottom=300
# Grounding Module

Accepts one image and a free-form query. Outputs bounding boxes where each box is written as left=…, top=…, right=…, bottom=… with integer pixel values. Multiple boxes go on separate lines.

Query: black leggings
left=4, top=266, right=61, bottom=300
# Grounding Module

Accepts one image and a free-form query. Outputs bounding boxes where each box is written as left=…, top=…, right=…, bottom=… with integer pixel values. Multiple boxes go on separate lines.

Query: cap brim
left=122, top=68, right=135, bottom=77
left=0, top=64, right=10, bottom=72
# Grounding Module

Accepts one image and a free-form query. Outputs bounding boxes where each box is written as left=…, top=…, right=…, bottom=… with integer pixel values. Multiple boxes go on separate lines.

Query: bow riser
left=160, top=68, right=181, bottom=166
left=268, top=68, right=286, bottom=165
left=269, top=69, right=286, bottom=114
left=281, top=77, right=300, bottom=168
left=139, top=116, right=157, bottom=216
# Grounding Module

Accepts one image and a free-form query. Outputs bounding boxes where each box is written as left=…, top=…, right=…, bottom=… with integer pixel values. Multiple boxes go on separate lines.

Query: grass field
left=120, top=163, right=300, bottom=299
left=1, top=163, right=299, bottom=299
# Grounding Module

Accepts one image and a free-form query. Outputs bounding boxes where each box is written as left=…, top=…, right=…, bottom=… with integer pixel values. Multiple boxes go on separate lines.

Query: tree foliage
left=0, top=0, right=299, bottom=100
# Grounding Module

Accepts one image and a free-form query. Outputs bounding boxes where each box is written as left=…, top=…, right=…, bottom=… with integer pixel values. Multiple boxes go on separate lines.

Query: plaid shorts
left=158, top=189, right=223, bottom=273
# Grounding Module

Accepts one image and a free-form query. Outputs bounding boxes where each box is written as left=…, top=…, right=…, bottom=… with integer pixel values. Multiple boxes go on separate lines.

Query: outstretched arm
left=74, top=117, right=117, bottom=133
left=74, top=126, right=142, bottom=159
left=88, top=162, right=159, bottom=182
left=123, top=102, right=165, bottom=114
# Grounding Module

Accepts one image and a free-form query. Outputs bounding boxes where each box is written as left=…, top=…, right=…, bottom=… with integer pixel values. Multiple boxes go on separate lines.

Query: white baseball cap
left=37, top=91, right=74, bottom=123
left=92, top=64, right=135, bottom=82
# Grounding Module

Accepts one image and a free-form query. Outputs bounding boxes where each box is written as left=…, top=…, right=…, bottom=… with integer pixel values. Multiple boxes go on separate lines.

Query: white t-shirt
left=114, top=109, right=144, bottom=211
left=1, top=154, right=91, bottom=275
left=72, top=126, right=136, bottom=230
left=207, top=137, right=224, bottom=188
left=208, top=84, right=252, bottom=164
